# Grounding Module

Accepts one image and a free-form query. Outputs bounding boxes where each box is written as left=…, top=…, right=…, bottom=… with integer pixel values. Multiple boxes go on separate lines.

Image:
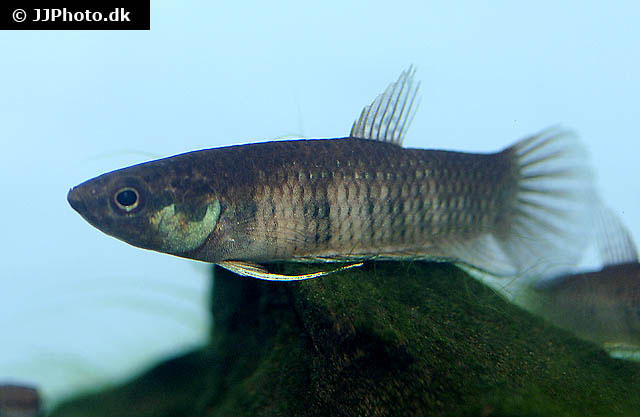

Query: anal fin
left=217, top=261, right=364, bottom=281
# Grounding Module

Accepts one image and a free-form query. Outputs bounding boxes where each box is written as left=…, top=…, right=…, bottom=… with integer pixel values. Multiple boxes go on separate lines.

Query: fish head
left=68, top=161, right=222, bottom=256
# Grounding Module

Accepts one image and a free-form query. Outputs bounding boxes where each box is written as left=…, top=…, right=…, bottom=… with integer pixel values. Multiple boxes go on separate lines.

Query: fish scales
left=68, top=67, right=594, bottom=280
left=188, top=137, right=517, bottom=262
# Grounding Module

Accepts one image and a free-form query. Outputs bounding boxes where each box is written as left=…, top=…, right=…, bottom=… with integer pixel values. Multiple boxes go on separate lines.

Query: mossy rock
left=50, top=262, right=640, bottom=417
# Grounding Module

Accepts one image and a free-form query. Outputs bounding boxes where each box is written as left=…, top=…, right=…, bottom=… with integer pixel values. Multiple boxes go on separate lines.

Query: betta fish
left=68, top=67, right=593, bottom=280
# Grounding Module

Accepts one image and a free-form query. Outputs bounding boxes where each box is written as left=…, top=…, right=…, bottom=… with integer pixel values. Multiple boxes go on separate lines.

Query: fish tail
left=450, top=127, right=595, bottom=278
left=500, top=127, right=595, bottom=275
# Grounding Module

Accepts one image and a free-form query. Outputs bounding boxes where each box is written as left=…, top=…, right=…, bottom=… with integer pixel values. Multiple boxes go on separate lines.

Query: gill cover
left=150, top=199, right=221, bottom=254
left=68, top=164, right=222, bottom=256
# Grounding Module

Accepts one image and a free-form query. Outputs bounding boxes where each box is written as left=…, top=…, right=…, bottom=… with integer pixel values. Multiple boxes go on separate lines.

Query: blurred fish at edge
left=478, top=204, right=640, bottom=360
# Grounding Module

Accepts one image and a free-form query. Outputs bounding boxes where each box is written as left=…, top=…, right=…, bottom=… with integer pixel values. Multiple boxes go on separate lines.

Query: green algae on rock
left=50, top=262, right=640, bottom=417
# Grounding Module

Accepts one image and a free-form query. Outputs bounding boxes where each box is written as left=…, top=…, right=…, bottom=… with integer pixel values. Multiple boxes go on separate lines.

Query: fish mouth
left=67, top=187, right=86, bottom=214
left=67, top=186, right=105, bottom=230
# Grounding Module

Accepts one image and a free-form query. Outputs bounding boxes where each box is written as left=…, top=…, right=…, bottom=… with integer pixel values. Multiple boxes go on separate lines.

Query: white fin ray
left=594, top=204, right=638, bottom=266
left=350, top=66, right=420, bottom=146
left=217, top=261, right=364, bottom=281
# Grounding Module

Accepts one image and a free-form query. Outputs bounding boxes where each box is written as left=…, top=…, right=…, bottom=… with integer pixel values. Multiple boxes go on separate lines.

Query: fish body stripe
left=180, top=137, right=511, bottom=262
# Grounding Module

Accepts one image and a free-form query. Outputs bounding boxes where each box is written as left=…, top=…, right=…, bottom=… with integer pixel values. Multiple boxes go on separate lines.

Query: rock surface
left=50, top=262, right=640, bottom=416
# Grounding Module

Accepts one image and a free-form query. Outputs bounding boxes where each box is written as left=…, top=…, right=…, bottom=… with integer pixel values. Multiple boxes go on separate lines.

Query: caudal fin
left=498, top=127, right=595, bottom=276
left=450, top=127, right=595, bottom=279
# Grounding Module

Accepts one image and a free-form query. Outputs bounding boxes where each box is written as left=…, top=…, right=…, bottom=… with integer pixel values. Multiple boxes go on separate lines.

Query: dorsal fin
left=350, top=66, right=420, bottom=146
left=594, top=204, right=638, bottom=266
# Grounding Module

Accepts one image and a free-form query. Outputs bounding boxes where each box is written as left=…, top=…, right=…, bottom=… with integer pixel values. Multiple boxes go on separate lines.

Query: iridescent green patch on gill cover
left=149, top=199, right=221, bottom=254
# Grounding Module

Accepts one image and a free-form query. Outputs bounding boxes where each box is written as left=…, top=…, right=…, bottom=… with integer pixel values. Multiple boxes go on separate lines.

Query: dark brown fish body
left=534, top=263, right=640, bottom=346
left=68, top=67, right=592, bottom=280
left=200, top=138, right=516, bottom=263
left=71, top=137, right=515, bottom=263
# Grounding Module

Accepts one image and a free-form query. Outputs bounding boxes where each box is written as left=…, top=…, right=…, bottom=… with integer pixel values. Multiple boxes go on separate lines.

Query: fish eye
left=114, top=187, right=140, bottom=212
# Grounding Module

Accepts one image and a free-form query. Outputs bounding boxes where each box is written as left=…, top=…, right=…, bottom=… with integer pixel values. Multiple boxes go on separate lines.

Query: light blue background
left=1, top=1, right=638, bottom=409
